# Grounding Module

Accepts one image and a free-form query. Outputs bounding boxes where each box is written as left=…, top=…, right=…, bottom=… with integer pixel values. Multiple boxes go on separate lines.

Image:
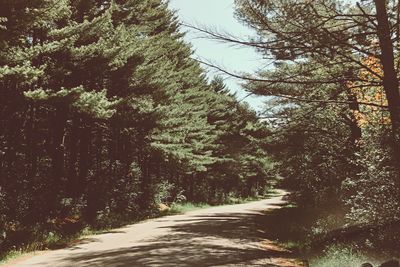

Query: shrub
left=342, top=146, right=400, bottom=225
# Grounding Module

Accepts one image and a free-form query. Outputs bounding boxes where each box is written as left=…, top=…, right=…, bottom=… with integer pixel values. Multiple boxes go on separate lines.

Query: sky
left=168, top=0, right=267, bottom=113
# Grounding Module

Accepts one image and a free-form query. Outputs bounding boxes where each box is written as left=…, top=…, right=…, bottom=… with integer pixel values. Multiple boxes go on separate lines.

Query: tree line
left=0, top=0, right=274, bottom=252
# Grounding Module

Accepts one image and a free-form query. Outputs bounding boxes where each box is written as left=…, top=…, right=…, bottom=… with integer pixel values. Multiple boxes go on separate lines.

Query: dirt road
left=11, top=190, right=303, bottom=266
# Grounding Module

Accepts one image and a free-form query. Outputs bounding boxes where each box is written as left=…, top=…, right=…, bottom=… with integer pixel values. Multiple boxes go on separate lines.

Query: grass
left=166, top=202, right=211, bottom=214
left=255, top=207, right=383, bottom=267
left=0, top=225, right=119, bottom=265
left=0, top=250, right=26, bottom=264
left=308, top=245, right=381, bottom=267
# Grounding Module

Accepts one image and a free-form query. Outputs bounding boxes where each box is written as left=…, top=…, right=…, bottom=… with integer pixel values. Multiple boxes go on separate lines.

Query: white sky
left=168, top=0, right=268, bottom=113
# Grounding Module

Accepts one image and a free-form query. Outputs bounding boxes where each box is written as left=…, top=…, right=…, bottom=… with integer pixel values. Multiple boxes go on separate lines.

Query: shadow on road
left=58, top=202, right=306, bottom=267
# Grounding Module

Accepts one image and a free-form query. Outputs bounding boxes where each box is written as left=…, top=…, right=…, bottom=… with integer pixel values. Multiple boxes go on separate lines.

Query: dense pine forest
left=2, top=0, right=400, bottom=266
left=0, top=0, right=273, bottom=257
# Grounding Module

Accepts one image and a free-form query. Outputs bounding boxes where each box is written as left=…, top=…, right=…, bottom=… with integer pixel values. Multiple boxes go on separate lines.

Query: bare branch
left=194, top=57, right=381, bottom=86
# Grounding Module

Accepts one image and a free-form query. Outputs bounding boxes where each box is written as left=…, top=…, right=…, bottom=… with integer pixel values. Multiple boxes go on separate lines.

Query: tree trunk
left=374, top=0, right=400, bottom=167
left=50, top=106, right=68, bottom=188
left=78, top=119, right=91, bottom=197
left=138, top=140, right=151, bottom=209
left=26, top=104, right=38, bottom=179
left=46, top=105, right=68, bottom=215
left=345, top=88, right=362, bottom=146
left=79, top=120, right=96, bottom=223
left=67, top=118, right=79, bottom=197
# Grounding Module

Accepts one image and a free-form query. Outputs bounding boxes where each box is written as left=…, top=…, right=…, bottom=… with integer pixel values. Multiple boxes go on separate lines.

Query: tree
left=229, top=0, right=400, bottom=167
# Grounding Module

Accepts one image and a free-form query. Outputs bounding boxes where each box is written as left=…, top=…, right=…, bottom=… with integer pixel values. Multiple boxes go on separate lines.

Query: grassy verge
left=0, top=227, right=102, bottom=265
left=308, top=245, right=382, bottom=267
left=0, top=250, right=26, bottom=265
left=165, top=202, right=211, bottom=215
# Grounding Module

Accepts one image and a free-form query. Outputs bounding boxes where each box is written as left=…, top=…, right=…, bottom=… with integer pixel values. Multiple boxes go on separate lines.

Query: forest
left=1, top=0, right=400, bottom=266
left=0, top=0, right=274, bottom=259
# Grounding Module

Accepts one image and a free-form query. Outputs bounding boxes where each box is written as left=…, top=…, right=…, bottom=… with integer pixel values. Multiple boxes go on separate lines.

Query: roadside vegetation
left=245, top=0, right=400, bottom=263
left=201, top=0, right=400, bottom=264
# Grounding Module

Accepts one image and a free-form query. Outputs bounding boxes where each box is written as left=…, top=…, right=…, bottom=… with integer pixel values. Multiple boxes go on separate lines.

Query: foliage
left=153, top=181, right=175, bottom=205
left=0, top=0, right=274, bottom=256
left=343, top=146, right=400, bottom=225
left=232, top=0, right=400, bottom=259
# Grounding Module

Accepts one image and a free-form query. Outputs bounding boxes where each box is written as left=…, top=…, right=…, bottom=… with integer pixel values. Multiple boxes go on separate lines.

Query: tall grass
left=309, top=245, right=378, bottom=267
